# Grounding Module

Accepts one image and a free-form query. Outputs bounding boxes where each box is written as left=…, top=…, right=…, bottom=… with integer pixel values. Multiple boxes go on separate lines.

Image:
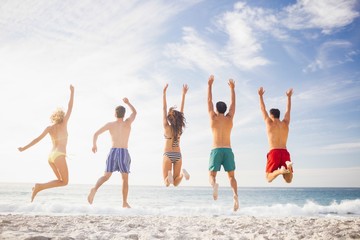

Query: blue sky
left=0, top=0, right=359, bottom=187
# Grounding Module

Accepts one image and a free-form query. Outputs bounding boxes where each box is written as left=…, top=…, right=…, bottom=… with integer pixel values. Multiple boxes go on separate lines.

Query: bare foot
left=168, top=171, right=174, bottom=185
left=213, top=183, right=219, bottom=200
left=31, top=184, right=40, bottom=202
left=286, top=161, right=293, bottom=172
left=87, top=188, right=97, bottom=204
left=182, top=169, right=190, bottom=180
left=233, top=195, right=239, bottom=212
left=123, top=202, right=131, bottom=208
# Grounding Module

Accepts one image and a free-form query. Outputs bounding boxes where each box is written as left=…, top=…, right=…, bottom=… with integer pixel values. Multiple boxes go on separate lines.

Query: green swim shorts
left=209, top=148, right=235, bottom=172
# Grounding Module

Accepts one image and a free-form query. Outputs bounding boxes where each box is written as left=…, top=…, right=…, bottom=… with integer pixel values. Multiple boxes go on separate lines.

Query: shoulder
left=104, top=122, right=114, bottom=128
left=265, top=118, right=273, bottom=125
left=225, top=113, right=234, bottom=119
left=209, top=111, right=217, bottom=119
left=281, top=119, right=290, bottom=126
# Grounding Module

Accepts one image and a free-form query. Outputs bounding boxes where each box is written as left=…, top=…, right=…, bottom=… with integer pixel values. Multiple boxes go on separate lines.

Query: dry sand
left=1, top=214, right=359, bottom=240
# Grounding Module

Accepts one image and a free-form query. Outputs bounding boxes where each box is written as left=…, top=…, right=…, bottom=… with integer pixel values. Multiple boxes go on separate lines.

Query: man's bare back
left=265, top=119, right=289, bottom=150
left=210, top=115, right=233, bottom=148
left=108, top=120, right=132, bottom=148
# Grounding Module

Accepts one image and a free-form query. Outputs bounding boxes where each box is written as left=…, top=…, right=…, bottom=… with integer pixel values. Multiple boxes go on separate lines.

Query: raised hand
left=208, top=75, right=214, bottom=86
left=258, top=87, right=265, bottom=96
left=286, top=88, right=293, bottom=97
left=163, top=83, right=169, bottom=93
left=182, top=84, right=189, bottom=95
left=228, top=79, right=235, bottom=89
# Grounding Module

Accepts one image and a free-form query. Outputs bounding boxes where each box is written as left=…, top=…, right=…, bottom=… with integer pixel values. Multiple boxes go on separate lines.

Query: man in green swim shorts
left=207, top=75, right=239, bottom=211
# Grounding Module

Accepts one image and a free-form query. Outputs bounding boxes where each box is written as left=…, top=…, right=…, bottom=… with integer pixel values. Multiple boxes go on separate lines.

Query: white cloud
left=303, top=40, right=357, bottom=73
left=296, top=79, right=360, bottom=107
left=323, top=142, right=360, bottom=151
left=283, top=0, right=359, bottom=34
left=218, top=6, right=270, bottom=69
left=165, top=27, right=228, bottom=72
left=165, top=2, right=272, bottom=71
left=165, top=0, right=359, bottom=73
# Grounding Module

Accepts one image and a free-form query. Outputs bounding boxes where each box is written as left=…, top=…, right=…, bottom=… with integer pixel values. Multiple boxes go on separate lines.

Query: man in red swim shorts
left=258, top=87, right=294, bottom=183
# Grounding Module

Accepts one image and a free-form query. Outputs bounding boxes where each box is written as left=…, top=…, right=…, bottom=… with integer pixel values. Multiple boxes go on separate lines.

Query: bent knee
left=61, top=179, right=69, bottom=186
left=266, top=176, right=273, bottom=183
left=285, top=178, right=292, bottom=183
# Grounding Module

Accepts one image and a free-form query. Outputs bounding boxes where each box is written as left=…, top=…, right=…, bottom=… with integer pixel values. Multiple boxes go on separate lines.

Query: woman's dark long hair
left=167, top=107, right=186, bottom=141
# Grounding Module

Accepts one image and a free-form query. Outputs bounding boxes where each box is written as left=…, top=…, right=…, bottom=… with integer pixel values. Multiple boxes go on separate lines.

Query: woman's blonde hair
left=50, top=108, right=65, bottom=124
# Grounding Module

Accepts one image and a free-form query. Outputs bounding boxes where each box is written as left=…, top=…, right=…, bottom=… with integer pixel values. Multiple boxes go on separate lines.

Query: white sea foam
left=240, top=199, right=360, bottom=217
left=1, top=184, right=359, bottom=217
left=1, top=199, right=359, bottom=217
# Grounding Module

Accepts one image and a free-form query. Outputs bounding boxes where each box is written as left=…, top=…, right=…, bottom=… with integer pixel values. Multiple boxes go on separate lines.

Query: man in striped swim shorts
left=87, top=98, right=137, bottom=208
left=105, top=148, right=131, bottom=173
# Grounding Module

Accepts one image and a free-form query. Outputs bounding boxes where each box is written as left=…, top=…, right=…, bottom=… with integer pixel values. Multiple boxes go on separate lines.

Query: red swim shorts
left=266, top=149, right=293, bottom=173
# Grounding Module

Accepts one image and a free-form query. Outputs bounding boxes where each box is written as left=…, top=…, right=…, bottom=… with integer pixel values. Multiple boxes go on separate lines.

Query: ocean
left=1, top=183, right=359, bottom=217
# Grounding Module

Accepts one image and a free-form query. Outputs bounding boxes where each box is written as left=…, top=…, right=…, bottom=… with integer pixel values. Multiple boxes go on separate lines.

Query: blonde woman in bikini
left=18, top=85, right=74, bottom=202
left=163, top=83, right=190, bottom=186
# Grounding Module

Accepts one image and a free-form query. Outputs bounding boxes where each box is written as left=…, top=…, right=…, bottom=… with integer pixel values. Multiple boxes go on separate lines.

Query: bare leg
left=266, top=166, right=290, bottom=183
left=182, top=169, right=190, bottom=180
left=209, top=171, right=218, bottom=200
left=227, top=171, right=239, bottom=211
left=168, top=171, right=174, bottom=185
left=121, top=173, right=131, bottom=208
left=162, top=156, right=173, bottom=187
left=31, top=156, right=69, bottom=202
left=173, top=159, right=183, bottom=186
left=87, top=172, right=112, bottom=204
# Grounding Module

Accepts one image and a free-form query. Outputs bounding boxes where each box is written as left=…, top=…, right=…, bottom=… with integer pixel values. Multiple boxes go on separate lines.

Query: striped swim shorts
left=105, top=148, right=131, bottom=173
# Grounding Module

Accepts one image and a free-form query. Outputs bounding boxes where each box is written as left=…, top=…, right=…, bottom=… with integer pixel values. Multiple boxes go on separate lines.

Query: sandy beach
left=1, top=214, right=359, bottom=240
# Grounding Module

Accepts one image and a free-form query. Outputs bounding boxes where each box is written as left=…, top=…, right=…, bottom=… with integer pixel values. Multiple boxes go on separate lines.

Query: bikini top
left=164, top=135, right=179, bottom=147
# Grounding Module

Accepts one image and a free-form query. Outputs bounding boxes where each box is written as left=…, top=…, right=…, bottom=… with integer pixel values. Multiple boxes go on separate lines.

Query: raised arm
left=227, top=79, right=235, bottom=118
left=163, top=84, right=169, bottom=128
left=92, top=123, right=110, bottom=153
left=63, top=85, right=74, bottom=122
left=180, top=84, right=188, bottom=113
left=123, top=98, right=137, bottom=123
left=283, top=88, right=293, bottom=124
left=258, top=87, right=269, bottom=121
left=18, top=127, right=50, bottom=152
left=207, top=75, right=215, bottom=117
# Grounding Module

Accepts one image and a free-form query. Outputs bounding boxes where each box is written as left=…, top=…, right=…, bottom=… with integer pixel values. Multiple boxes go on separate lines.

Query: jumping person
left=18, top=85, right=74, bottom=202
left=87, top=98, right=136, bottom=208
left=258, top=87, right=294, bottom=183
left=207, top=75, right=239, bottom=211
left=162, top=83, right=190, bottom=186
